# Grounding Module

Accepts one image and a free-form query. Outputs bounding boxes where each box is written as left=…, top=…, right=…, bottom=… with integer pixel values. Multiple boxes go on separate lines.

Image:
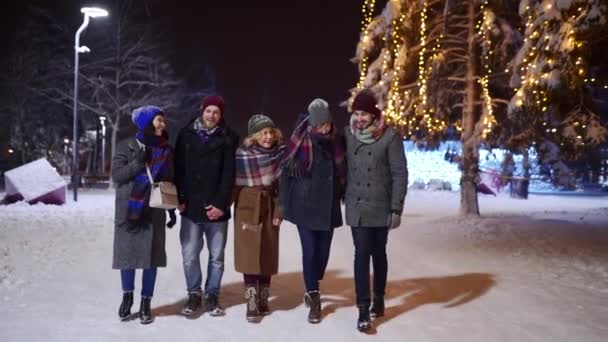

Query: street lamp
left=73, top=7, right=108, bottom=202
left=99, top=116, right=107, bottom=175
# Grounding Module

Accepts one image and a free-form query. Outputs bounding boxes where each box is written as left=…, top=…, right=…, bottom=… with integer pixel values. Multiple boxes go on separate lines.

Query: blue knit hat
left=131, top=106, right=163, bottom=130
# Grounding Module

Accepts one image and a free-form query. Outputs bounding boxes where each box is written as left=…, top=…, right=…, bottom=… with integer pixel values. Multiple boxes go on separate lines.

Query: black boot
left=304, top=291, right=321, bottom=323
left=245, top=286, right=260, bottom=322
left=139, top=297, right=153, bottom=324
left=204, top=293, right=225, bottom=316
left=182, top=293, right=202, bottom=316
left=118, top=292, right=133, bottom=321
left=370, top=296, right=385, bottom=318
left=257, top=285, right=270, bottom=315
left=357, top=305, right=372, bottom=332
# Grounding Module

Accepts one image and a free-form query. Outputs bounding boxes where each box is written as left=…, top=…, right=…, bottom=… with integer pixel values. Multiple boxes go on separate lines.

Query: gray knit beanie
left=247, top=114, right=275, bottom=137
left=307, top=98, right=332, bottom=126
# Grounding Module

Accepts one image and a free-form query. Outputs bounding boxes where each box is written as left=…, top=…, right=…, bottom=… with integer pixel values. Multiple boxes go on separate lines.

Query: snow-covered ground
left=1, top=189, right=607, bottom=341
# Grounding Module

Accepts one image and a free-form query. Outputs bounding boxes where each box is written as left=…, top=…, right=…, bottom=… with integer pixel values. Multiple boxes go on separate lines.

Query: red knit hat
left=351, top=90, right=381, bottom=117
left=200, top=95, right=225, bottom=115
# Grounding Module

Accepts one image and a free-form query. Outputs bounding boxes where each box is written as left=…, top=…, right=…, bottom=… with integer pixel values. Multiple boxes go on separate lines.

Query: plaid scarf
left=127, top=134, right=171, bottom=222
left=193, top=117, right=224, bottom=144
left=235, top=144, right=286, bottom=186
left=281, top=114, right=347, bottom=186
left=349, top=114, right=387, bottom=144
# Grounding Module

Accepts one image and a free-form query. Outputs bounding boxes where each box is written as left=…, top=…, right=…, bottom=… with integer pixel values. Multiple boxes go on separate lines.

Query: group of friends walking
left=111, top=89, right=408, bottom=332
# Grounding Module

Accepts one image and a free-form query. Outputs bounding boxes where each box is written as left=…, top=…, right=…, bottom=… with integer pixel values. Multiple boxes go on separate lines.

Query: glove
left=166, top=209, right=177, bottom=229
left=388, top=213, right=401, bottom=230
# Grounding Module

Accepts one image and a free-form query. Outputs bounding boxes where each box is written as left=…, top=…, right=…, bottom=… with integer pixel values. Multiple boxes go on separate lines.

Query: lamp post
left=100, top=116, right=107, bottom=175
left=73, top=7, right=108, bottom=201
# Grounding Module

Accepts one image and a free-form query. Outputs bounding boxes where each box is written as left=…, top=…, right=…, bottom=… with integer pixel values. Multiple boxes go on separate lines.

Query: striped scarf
left=281, top=114, right=347, bottom=186
left=235, top=144, right=286, bottom=186
left=127, top=135, right=171, bottom=222
left=349, top=114, right=387, bottom=144
left=193, top=117, right=224, bottom=144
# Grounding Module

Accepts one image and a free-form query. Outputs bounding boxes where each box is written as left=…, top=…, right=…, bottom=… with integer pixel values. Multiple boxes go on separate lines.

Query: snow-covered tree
left=508, top=0, right=608, bottom=158
left=351, top=0, right=521, bottom=215
left=32, top=1, right=189, bottom=173
left=0, top=7, right=72, bottom=166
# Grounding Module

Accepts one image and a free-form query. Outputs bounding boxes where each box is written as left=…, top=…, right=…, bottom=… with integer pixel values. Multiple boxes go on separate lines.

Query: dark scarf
left=127, top=133, right=171, bottom=222
left=235, top=144, right=286, bottom=187
left=281, top=114, right=347, bottom=187
left=193, top=117, right=224, bottom=144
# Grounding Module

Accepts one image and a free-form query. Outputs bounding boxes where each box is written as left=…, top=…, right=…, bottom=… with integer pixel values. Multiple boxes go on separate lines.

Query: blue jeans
left=297, top=225, right=334, bottom=292
left=180, top=216, right=228, bottom=296
left=120, top=268, right=157, bottom=297
left=351, top=227, right=389, bottom=307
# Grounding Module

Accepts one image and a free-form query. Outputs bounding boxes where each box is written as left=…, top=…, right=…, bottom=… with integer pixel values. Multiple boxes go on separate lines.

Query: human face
left=352, top=110, right=374, bottom=130
left=312, top=122, right=332, bottom=136
left=254, top=127, right=277, bottom=149
left=201, top=105, right=222, bottom=129
left=152, top=115, right=166, bottom=136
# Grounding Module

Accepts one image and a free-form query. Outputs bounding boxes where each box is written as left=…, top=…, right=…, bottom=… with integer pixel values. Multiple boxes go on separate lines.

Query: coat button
left=367, top=183, right=370, bottom=187
left=368, top=168, right=371, bottom=172
left=368, top=152, right=372, bottom=156
left=357, top=197, right=361, bottom=201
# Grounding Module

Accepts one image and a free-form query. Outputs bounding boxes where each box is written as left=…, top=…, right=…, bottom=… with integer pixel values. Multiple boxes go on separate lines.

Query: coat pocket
left=236, top=189, right=262, bottom=230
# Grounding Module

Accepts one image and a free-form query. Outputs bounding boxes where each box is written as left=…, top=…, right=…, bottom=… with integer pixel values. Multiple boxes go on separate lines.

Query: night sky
left=2, top=0, right=385, bottom=137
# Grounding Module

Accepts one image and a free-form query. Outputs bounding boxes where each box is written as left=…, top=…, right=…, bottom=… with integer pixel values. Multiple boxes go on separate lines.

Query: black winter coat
left=174, top=118, right=239, bottom=222
left=279, top=136, right=343, bottom=230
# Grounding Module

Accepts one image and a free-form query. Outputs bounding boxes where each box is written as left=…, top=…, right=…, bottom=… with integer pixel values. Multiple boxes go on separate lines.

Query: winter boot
left=245, top=286, right=261, bottom=322
left=257, top=285, right=270, bottom=315
left=205, top=293, right=225, bottom=316
left=357, top=305, right=372, bottom=332
left=304, top=291, right=321, bottom=324
left=139, top=297, right=153, bottom=324
left=370, top=296, right=385, bottom=318
left=182, top=293, right=202, bottom=316
left=118, top=291, right=133, bottom=321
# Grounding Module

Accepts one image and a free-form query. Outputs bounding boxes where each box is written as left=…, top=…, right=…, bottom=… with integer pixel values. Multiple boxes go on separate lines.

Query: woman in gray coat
left=112, top=106, right=174, bottom=324
left=344, top=90, right=407, bottom=332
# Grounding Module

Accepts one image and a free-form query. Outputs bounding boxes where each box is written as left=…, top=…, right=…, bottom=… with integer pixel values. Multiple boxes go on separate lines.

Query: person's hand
left=388, top=213, right=401, bottom=230
left=178, top=203, right=186, bottom=213
left=205, top=205, right=224, bottom=220
left=166, top=209, right=177, bottom=228
left=272, top=218, right=282, bottom=227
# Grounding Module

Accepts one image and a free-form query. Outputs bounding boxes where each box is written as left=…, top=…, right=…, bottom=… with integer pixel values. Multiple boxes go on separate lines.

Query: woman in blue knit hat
left=111, top=105, right=175, bottom=324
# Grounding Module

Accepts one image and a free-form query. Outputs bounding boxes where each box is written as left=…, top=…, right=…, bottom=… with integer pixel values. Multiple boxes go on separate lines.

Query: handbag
left=146, top=165, right=178, bottom=209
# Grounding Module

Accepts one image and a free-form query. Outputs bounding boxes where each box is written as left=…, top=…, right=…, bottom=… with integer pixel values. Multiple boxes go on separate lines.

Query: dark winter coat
left=233, top=185, right=280, bottom=275
left=279, top=136, right=344, bottom=230
left=344, top=126, right=408, bottom=227
left=112, top=137, right=173, bottom=269
left=174, top=118, right=239, bottom=222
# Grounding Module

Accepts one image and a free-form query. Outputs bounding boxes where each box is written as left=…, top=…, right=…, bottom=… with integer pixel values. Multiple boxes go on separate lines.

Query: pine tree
left=508, top=0, right=608, bottom=157
left=352, top=0, right=521, bottom=215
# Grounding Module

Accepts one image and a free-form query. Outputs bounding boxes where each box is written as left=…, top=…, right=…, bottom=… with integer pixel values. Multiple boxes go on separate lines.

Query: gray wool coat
left=344, top=126, right=408, bottom=227
left=111, top=137, right=173, bottom=270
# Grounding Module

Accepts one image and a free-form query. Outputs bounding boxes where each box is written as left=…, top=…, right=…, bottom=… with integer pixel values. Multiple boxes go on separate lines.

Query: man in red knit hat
left=174, top=95, right=239, bottom=317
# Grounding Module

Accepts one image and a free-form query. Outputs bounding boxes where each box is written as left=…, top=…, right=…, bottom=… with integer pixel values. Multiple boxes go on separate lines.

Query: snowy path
left=1, top=190, right=607, bottom=341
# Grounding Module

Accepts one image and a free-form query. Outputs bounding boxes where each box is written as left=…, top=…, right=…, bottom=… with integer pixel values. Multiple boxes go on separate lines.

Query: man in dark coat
left=174, top=95, right=239, bottom=317
left=279, top=98, right=346, bottom=324
left=344, top=90, right=408, bottom=332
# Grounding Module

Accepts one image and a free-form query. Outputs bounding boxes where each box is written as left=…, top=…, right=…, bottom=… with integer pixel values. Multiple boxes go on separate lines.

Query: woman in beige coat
left=233, top=114, right=285, bottom=322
